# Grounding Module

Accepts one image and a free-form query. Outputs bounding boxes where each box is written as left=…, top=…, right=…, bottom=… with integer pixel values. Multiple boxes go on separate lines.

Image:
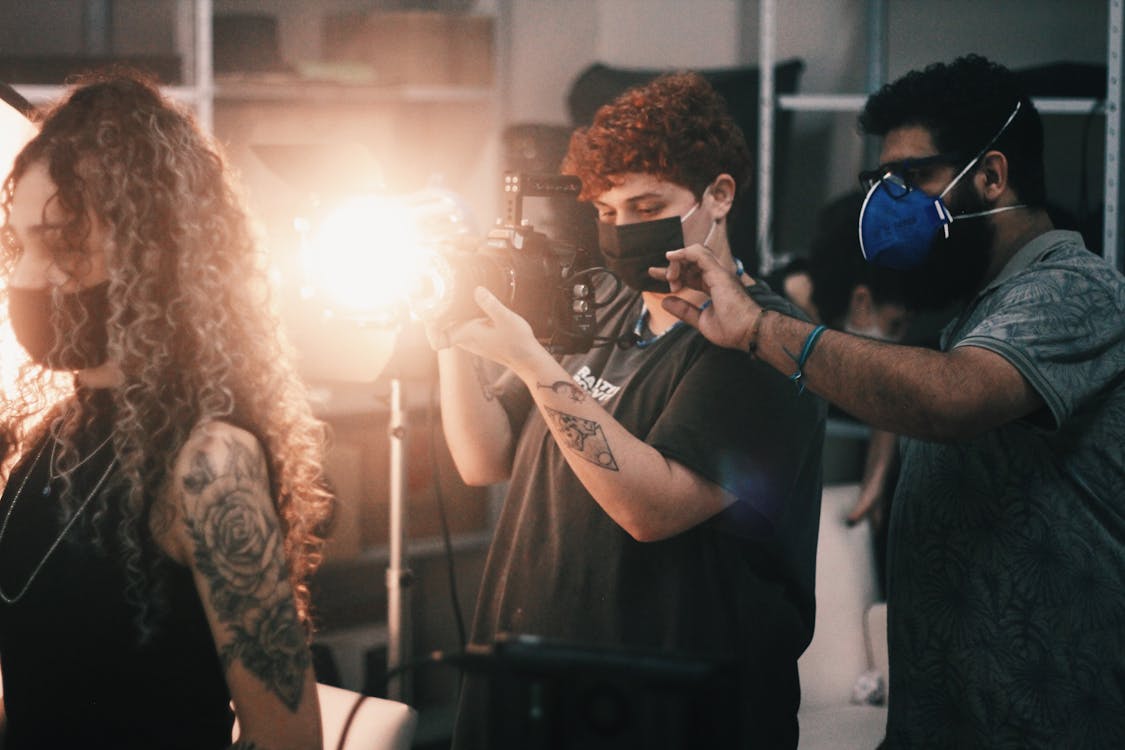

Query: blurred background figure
left=767, top=190, right=915, bottom=594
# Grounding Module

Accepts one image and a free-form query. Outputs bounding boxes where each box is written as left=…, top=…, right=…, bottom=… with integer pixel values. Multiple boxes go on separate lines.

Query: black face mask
left=597, top=216, right=686, bottom=293
left=8, top=281, right=111, bottom=370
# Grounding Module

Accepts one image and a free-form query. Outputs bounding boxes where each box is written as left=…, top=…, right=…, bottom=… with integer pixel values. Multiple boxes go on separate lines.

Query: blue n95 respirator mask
left=858, top=101, right=1026, bottom=271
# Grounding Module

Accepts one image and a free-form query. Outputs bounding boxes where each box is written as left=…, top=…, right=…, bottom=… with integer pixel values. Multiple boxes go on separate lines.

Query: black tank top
left=0, top=406, right=233, bottom=749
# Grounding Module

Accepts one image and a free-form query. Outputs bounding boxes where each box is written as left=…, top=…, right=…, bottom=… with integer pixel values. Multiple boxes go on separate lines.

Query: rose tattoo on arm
left=181, top=437, right=309, bottom=712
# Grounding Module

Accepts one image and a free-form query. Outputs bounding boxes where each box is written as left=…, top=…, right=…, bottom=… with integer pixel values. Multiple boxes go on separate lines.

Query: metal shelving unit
left=752, top=0, right=1124, bottom=273
left=11, top=0, right=214, bottom=130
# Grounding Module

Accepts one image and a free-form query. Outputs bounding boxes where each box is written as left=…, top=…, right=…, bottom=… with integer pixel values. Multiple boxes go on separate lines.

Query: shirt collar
left=980, top=229, right=1084, bottom=295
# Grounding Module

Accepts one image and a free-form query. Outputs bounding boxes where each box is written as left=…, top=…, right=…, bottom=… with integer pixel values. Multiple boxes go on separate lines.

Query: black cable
left=428, top=377, right=468, bottom=650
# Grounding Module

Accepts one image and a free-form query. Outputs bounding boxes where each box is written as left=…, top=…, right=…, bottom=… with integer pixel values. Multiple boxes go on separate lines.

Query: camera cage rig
left=415, top=171, right=620, bottom=355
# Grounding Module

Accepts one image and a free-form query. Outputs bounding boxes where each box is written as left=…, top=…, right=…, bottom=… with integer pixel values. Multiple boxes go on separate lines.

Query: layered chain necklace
left=0, top=422, right=117, bottom=605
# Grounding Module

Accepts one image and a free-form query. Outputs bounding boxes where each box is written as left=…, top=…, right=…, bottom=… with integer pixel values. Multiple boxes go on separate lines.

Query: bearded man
left=658, top=55, right=1125, bottom=749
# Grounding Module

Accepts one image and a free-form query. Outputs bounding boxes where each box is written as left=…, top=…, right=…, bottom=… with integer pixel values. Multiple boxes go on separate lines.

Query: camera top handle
left=502, top=172, right=582, bottom=229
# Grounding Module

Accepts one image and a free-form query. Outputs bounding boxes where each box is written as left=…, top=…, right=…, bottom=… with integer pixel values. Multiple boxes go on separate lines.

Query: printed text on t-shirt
left=572, top=365, right=621, bottom=404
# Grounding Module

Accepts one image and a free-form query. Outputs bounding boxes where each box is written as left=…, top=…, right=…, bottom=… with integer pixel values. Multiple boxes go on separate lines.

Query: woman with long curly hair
left=0, top=69, right=332, bottom=749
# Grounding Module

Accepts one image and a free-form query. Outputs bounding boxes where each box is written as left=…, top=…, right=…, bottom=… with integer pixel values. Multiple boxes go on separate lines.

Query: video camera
left=411, top=173, right=611, bottom=354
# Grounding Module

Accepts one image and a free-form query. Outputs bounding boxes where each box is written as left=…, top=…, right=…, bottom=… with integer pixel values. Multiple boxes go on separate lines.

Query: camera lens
left=410, top=253, right=457, bottom=322
left=409, top=249, right=512, bottom=326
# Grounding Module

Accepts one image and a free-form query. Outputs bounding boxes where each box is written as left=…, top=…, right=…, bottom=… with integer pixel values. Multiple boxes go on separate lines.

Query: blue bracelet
left=788, top=324, right=828, bottom=395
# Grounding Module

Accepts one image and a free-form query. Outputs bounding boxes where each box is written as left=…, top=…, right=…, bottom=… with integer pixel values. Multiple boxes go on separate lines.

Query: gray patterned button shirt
left=884, top=231, right=1125, bottom=749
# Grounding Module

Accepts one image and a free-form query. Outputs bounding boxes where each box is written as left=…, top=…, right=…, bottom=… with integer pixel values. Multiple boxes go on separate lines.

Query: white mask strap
left=702, top=218, right=718, bottom=248
left=954, top=204, right=1027, bottom=221
left=939, top=100, right=1022, bottom=200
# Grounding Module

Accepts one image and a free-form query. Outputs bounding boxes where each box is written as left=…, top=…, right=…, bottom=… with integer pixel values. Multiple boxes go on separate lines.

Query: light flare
left=299, top=193, right=445, bottom=322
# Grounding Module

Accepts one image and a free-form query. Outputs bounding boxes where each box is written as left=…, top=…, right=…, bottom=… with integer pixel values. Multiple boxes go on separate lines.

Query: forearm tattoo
left=542, top=406, right=619, bottom=471
left=181, top=438, right=309, bottom=712
left=471, top=356, right=496, bottom=401
left=537, top=380, right=587, bottom=403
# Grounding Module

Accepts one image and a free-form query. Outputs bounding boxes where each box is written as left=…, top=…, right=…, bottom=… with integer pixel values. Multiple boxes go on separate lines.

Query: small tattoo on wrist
left=537, top=380, right=587, bottom=402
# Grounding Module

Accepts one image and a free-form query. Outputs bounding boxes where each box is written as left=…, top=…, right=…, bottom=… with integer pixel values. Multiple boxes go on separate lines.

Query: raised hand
left=444, top=286, right=546, bottom=374
left=655, top=244, right=761, bottom=352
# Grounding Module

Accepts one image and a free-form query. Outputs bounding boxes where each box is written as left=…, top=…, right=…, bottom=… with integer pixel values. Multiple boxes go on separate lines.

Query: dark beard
left=899, top=189, right=994, bottom=311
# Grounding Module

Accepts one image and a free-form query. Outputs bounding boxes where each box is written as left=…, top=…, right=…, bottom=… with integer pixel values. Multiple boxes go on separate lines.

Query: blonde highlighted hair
left=0, top=68, right=333, bottom=637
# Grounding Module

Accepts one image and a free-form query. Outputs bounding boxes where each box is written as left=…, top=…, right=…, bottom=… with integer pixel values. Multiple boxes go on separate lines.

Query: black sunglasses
left=857, top=153, right=964, bottom=194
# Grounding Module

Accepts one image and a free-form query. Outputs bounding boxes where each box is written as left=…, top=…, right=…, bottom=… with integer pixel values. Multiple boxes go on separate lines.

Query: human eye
left=42, top=229, right=87, bottom=276
left=901, top=167, right=924, bottom=187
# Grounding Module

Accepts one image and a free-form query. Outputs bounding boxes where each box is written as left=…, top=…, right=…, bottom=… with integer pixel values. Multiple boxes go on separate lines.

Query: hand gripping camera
left=411, top=173, right=609, bottom=354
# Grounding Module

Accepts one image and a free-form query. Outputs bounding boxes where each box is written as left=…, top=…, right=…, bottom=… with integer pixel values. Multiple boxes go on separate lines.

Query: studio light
left=296, top=190, right=471, bottom=325
left=281, top=180, right=476, bottom=702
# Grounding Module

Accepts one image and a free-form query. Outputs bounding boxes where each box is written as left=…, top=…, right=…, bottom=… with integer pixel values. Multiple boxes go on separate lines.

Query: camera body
left=413, top=173, right=600, bottom=354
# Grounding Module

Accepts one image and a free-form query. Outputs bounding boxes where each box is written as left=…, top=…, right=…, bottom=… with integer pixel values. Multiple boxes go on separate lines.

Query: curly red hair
left=561, top=72, right=751, bottom=202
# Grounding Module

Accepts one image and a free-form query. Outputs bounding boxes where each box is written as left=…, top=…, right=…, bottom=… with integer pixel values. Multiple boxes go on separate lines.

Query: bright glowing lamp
left=254, top=139, right=478, bottom=702
left=293, top=186, right=475, bottom=702
left=284, top=188, right=472, bottom=386
left=300, top=193, right=431, bottom=321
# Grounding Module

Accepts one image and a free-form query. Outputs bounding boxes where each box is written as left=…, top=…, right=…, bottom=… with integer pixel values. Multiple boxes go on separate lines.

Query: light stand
left=385, top=375, right=412, bottom=701
left=250, top=144, right=458, bottom=703
left=379, top=324, right=436, bottom=703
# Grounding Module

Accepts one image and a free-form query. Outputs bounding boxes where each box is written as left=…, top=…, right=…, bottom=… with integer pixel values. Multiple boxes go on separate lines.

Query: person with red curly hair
left=436, top=72, right=825, bottom=748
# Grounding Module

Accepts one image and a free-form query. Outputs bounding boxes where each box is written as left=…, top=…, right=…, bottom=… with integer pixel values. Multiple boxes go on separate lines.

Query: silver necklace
left=43, top=421, right=115, bottom=497
left=0, top=433, right=118, bottom=605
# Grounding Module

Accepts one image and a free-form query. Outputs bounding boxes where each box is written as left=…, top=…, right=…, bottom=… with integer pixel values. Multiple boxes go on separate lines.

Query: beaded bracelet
left=788, top=324, right=828, bottom=395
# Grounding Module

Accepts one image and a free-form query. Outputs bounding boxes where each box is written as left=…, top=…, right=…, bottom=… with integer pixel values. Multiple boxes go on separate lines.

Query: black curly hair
left=859, top=54, right=1046, bottom=206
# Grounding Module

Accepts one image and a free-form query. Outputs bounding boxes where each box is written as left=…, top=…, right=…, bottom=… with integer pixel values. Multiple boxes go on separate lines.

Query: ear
left=705, top=173, right=737, bottom=220
left=848, top=284, right=874, bottom=325
left=976, top=150, right=1009, bottom=202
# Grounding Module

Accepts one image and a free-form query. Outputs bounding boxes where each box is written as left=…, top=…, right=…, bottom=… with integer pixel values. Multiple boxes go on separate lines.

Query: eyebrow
left=594, top=192, right=668, bottom=209
left=6, top=221, right=64, bottom=246
left=873, top=154, right=947, bottom=173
